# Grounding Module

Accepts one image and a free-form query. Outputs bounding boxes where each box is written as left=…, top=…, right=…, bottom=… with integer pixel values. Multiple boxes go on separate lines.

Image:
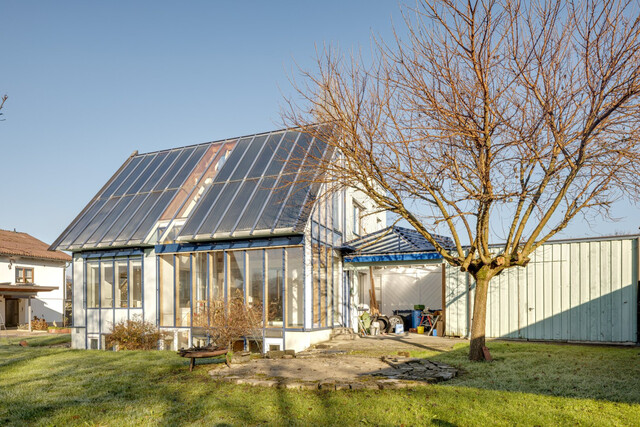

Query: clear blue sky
left=1, top=1, right=637, bottom=246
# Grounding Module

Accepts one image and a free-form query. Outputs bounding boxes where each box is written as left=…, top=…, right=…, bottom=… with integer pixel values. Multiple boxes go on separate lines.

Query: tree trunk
left=469, top=273, right=491, bottom=361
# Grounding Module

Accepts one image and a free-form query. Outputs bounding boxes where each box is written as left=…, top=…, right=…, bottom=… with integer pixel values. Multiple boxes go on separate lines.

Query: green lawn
left=0, top=336, right=638, bottom=426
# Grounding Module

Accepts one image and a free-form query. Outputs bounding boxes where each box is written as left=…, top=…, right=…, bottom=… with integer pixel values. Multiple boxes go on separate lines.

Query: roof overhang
left=343, top=252, right=443, bottom=264
left=0, top=284, right=58, bottom=298
left=156, top=234, right=304, bottom=254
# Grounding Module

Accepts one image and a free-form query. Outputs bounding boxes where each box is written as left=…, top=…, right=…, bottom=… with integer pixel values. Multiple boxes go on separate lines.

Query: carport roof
left=341, top=226, right=453, bottom=263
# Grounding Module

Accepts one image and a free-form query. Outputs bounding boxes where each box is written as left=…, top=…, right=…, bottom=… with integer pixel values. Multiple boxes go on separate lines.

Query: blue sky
left=1, top=1, right=637, bottom=246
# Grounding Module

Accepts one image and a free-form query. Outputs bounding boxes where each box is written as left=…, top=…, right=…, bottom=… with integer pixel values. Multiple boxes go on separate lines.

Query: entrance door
left=5, top=299, right=19, bottom=327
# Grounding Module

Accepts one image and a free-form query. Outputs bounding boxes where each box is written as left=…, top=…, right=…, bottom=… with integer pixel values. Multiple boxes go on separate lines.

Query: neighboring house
left=0, top=229, right=71, bottom=328
left=51, top=128, right=386, bottom=351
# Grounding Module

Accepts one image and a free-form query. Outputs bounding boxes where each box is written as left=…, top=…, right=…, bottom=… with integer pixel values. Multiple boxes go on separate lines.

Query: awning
left=0, top=283, right=58, bottom=298
left=342, top=226, right=452, bottom=264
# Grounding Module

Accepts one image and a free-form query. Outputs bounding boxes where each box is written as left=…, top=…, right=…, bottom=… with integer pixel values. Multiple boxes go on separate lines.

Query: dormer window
left=16, top=267, right=34, bottom=284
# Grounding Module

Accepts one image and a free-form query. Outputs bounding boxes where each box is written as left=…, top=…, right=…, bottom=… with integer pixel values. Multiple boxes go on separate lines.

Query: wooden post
left=369, top=266, right=378, bottom=314
left=28, top=297, right=32, bottom=332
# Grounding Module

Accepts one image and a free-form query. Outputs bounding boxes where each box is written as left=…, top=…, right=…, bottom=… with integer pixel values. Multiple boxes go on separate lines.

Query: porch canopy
left=0, top=283, right=58, bottom=298
left=341, top=226, right=452, bottom=264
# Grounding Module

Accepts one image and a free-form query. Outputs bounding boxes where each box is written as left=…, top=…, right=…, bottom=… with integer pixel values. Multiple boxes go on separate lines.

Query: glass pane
left=215, top=179, right=258, bottom=234
left=128, top=190, right=178, bottom=243
left=195, top=181, right=242, bottom=237
left=209, top=252, right=224, bottom=301
left=215, top=137, right=253, bottom=182
left=193, top=253, right=207, bottom=316
left=130, top=260, right=142, bottom=308
left=83, top=195, right=134, bottom=247
left=113, top=154, right=155, bottom=197
left=159, top=255, right=174, bottom=326
left=115, top=260, right=128, bottom=308
left=286, top=247, right=304, bottom=328
left=161, top=143, right=225, bottom=223
left=227, top=251, right=244, bottom=300
left=178, top=182, right=224, bottom=237
left=247, top=250, right=264, bottom=316
left=141, top=150, right=180, bottom=193
left=100, top=193, right=148, bottom=244
left=112, top=192, right=160, bottom=244
left=247, top=133, right=284, bottom=178
left=59, top=199, right=108, bottom=248
left=125, top=152, right=166, bottom=195
left=100, top=156, right=143, bottom=199
left=175, top=254, right=191, bottom=327
left=266, top=248, right=283, bottom=327
left=167, top=145, right=209, bottom=189
left=253, top=174, right=292, bottom=231
left=69, top=198, right=120, bottom=248
left=233, top=176, right=276, bottom=232
left=176, top=140, right=237, bottom=219
left=229, top=135, right=267, bottom=181
left=155, top=147, right=196, bottom=190
left=262, top=132, right=298, bottom=176
left=101, top=262, right=114, bottom=308
left=87, top=262, right=100, bottom=308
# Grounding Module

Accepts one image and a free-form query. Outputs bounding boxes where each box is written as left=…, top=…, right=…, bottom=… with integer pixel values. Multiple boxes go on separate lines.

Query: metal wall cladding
left=445, top=237, right=638, bottom=343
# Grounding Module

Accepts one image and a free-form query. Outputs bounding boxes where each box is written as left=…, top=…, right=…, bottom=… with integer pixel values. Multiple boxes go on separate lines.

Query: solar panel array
left=52, top=129, right=330, bottom=251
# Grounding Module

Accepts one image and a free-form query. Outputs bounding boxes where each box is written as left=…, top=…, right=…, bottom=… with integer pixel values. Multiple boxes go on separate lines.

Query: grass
left=0, top=336, right=638, bottom=426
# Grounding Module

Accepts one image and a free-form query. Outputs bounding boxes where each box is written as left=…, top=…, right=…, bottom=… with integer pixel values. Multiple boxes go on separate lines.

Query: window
left=353, top=201, right=363, bottom=236
left=175, top=254, right=191, bottom=327
left=159, top=255, right=174, bottom=326
left=101, top=263, right=114, bottom=308
left=87, top=263, right=99, bottom=308
left=227, top=251, right=244, bottom=300
left=130, top=260, right=142, bottom=308
left=285, top=247, right=304, bottom=328
left=15, top=267, right=34, bottom=284
left=266, top=248, right=283, bottom=327
left=115, top=261, right=128, bottom=308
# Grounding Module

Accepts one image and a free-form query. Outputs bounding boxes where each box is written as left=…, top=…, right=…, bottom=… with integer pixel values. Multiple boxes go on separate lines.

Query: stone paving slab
left=209, top=354, right=457, bottom=390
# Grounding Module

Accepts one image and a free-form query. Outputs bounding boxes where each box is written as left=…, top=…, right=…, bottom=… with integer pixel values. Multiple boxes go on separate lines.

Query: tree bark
left=469, top=273, right=491, bottom=361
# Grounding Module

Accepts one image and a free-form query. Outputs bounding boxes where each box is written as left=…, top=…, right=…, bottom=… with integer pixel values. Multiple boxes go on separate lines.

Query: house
left=51, top=128, right=386, bottom=351
left=0, top=229, right=71, bottom=329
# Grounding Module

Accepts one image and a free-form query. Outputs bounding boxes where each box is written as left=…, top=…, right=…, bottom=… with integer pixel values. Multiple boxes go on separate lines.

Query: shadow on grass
left=0, top=340, right=638, bottom=425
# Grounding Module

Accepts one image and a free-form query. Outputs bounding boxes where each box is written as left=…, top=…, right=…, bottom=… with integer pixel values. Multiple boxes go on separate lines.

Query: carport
left=342, top=227, right=453, bottom=335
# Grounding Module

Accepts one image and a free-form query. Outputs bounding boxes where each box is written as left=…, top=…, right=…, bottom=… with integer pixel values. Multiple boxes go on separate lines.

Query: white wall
left=0, top=255, right=67, bottom=324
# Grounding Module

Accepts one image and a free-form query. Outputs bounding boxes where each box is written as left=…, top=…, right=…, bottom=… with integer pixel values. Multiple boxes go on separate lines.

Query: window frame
left=15, top=267, right=34, bottom=284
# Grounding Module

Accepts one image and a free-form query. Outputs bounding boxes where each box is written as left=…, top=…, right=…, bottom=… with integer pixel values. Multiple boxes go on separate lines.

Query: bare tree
left=285, top=0, right=640, bottom=360
left=0, top=95, right=7, bottom=120
left=192, top=294, right=263, bottom=362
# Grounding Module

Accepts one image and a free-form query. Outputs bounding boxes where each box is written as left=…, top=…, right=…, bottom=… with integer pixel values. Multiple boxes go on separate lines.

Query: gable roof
left=51, top=128, right=331, bottom=251
left=342, top=226, right=453, bottom=256
left=0, top=229, right=71, bottom=262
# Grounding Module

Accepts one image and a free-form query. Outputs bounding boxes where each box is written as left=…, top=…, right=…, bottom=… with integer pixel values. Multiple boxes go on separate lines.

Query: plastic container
left=417, top=326, right=424, bottom=334
left=411, top=310, right=422, bottom=329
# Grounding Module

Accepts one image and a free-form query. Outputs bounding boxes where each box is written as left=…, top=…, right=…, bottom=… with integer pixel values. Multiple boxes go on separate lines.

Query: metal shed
left=445, top=235, right=639, bottom=344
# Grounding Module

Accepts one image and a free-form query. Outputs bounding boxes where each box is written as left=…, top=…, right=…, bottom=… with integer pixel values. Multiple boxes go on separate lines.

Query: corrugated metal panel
left=445, top=237, right=638, bottom=343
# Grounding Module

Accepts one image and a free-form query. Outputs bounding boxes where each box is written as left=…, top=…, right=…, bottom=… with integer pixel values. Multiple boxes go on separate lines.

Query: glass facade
left=84, top=256, right=144, bottom=310
left=154, top=247, right=304, bottom=333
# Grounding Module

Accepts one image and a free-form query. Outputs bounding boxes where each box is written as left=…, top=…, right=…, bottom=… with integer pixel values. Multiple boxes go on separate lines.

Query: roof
left=51, top=128, right=332, bottom=251
left=0, top=229, right=71, bottom=262
left=342, top=226, right=453, bottom=256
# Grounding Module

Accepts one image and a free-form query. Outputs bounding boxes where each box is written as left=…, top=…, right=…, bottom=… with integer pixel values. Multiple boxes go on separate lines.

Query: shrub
left=105, top=316, right=164, bottom=350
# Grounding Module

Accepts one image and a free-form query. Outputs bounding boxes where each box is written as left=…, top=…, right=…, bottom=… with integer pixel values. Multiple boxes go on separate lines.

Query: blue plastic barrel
left=411, top=310, right=422, bottom=328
